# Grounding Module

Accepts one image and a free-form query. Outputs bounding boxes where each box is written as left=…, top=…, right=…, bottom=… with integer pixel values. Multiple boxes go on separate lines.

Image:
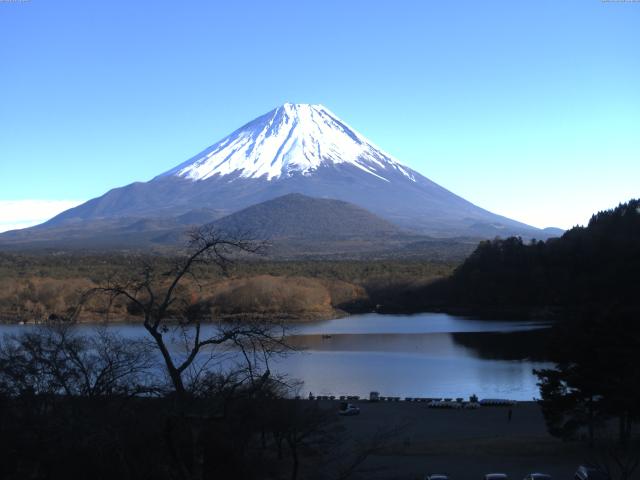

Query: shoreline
left=0, top=306, right=564, bottom=325
left=0, top=309, right=352, bottom=325
left=367, top=305, right=566, bottom=321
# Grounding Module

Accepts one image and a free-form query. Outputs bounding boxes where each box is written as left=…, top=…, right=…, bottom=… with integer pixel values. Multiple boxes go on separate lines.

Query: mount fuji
left=2, top=103, right=558, bottom=250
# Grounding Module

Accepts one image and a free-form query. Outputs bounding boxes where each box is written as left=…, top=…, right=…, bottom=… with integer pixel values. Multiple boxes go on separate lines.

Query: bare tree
left=93, top=225, right=288, bottom=398
left=0, top=323, right=154, bottom=398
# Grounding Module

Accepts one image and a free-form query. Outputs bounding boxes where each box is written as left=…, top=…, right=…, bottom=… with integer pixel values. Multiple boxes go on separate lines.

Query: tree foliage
left=425, top=199, right=640, bottom=313
left=534, top=307, right=640, bottom=448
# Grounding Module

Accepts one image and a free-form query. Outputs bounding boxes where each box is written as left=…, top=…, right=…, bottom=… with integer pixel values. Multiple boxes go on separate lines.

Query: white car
left=425, top=474, right=449, bottom=480
left=338, top=403, right=360, bottom=416
left=484, top=474, right=508, bottom=480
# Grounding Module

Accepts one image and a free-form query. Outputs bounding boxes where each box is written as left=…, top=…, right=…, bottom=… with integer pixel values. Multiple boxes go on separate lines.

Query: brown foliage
left=0, top=277, right=105, bottom=322
left=211, top=275, right=335, bottom=317
left=0, top=253, right=455, bottom=322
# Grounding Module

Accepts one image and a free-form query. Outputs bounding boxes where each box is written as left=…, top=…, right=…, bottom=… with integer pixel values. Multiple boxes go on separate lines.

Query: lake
left=0, top=313, right=553, bottom=401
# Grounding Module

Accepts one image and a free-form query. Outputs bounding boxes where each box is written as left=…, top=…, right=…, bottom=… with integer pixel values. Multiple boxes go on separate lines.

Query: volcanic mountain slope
left=205, top=194, right=478, bottom=259
left=0, top=194, right=477, bottom=260
left=211, top=193, right=403, bottom=240
left=2, top=103, right=558, bottom=246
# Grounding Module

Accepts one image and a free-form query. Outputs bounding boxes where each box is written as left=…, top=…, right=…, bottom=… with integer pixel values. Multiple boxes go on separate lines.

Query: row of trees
left=0, top=323, right=347, bottom=479
left=0, top=249, right=455, bottom=322
left=421, top=199, right=640, bottom=314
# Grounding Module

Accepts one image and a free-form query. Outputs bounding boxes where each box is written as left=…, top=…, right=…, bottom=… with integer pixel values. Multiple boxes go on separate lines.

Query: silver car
left=484, top=474, right=508, bottom=480
left=524, top=474, right=551, bottom=480
left=425, top=475, right=449, bottom=480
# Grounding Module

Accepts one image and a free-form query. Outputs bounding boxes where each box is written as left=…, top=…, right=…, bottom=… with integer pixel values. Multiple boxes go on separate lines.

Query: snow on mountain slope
left=159, top=103, right=416, bottom=183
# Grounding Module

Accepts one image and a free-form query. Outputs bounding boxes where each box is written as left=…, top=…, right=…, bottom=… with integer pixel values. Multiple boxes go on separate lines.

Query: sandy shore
left=318, top=400, right=590, bottom=480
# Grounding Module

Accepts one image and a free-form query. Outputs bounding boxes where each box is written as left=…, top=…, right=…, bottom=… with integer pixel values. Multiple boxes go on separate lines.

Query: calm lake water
left=0, top=313, right=552, bottom=401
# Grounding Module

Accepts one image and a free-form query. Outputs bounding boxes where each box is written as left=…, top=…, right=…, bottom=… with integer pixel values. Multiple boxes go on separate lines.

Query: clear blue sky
left=1, top=0, right=638, bottom=230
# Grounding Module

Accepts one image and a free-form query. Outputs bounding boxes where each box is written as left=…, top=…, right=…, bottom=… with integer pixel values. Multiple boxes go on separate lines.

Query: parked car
left=484, top=474, right=508, bottom=480
left=523, top=473, right=552, bottom=480
left=480, top=399, right=516, bottom=406
left=425, top=474, right=449, bottom=480
left=338, top=402, right=360, bottom=416
left=369, top=391, right=380, bottom=402
left=575, top=466, right=609, bottom=480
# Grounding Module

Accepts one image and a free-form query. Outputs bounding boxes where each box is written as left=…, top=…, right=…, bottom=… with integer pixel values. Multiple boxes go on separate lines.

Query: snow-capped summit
left=160, top=103, right=415, bottom=182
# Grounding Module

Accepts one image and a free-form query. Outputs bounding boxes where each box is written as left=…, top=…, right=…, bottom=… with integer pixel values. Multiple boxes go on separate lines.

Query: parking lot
left=322, top=400, right=588, bottom=480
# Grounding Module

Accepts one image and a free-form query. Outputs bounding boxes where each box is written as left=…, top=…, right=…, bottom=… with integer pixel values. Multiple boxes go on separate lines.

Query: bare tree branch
left=88, top=226, right=281, bottom=400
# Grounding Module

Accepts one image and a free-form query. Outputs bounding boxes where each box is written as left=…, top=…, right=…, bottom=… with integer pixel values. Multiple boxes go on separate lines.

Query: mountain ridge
left=1, top=103, right=562, bottom=245
left=0, top=193, right=480, bottom=261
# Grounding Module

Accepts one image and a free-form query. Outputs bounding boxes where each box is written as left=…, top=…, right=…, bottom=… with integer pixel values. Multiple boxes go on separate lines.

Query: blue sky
left=1, top=0, right=638, bottom=231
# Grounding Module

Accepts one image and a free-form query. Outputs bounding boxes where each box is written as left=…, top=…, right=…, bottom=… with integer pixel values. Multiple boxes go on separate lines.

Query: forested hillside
left=419, top=199, right=640, bottom=315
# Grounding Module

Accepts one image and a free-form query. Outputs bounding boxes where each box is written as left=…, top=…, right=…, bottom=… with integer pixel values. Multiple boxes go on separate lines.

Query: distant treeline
left=0, top=254, right=454, bottom=322
left=405, top=199, right=640, bottom=317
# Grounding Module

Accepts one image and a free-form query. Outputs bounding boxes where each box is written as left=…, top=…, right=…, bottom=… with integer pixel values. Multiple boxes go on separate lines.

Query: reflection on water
left=276, top=321, right=549, bottom=400
left=273, top=349, right=547, bottom=401
left=0, top=313, right=553, bottom=400
left=287, top=333, right=467, bottom=355
left=451, top=329, right=552, bottom=361
left=279, top=313, right=552, bottom=400
left=289, top=312, right=549, bottom=335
